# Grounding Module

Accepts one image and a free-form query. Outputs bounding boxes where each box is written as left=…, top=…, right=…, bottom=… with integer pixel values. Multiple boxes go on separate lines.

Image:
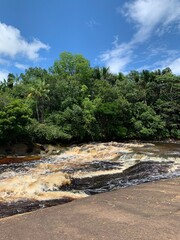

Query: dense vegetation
left=0, top=52, right=179, bottom=145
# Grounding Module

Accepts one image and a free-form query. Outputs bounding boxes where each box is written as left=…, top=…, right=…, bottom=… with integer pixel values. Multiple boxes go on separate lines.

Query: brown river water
left=0, top=142, right=180, bottom=218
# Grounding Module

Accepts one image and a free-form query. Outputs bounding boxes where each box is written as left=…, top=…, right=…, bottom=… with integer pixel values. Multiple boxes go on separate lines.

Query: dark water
left=132, top=142, right=180, bottom=157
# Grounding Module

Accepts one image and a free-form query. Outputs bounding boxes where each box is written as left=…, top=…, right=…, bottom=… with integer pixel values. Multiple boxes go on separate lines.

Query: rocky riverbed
left=0, top=142, right=180, bottom=218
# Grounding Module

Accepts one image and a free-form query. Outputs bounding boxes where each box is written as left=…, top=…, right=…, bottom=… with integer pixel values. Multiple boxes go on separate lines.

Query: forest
left=0, top=52, right=179, bottom=145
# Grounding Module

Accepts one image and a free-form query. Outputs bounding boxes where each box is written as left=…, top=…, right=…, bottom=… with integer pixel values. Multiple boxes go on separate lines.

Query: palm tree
left=28, top=78, right=49, bottom=122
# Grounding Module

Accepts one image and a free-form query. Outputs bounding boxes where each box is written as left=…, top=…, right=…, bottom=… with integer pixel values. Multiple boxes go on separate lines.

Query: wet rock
left=63, top=160, right=122, bottom=174
left=0, top=155, right=41, bottom=165
left=0, top=143, right=41, bottom=156
left=62, top=161, right=176, bottom=195
left=123, top=161, right=173, bottom=178
left=71, top=172, right=123, bottom=191
left=0, top=198, right=74, bottom=218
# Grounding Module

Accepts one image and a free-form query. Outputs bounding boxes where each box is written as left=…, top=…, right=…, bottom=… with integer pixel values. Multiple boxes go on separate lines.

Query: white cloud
left=147, top=46, right=179, bottom=59
left=99, top=42, right=133, bottom=73
left=168, top=58, right=180, bottom=75
left=123, top=0, right=180, bottom=43
left=0, top=22, right=49, bottom=61
left=15, top=62, right=28, bottom=71
left=86, top=18, right=100, bottom=28
left=135, top=55, right=180, bottom=75
left=0, top=70, right=8, bottom=81
left=143, top=46, right=180, bottom=74
left=100, top=0, right=180, bottom=73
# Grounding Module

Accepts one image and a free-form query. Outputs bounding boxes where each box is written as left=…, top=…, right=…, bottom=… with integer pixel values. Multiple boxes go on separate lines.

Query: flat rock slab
left=0, top=178, right=180, bottom=240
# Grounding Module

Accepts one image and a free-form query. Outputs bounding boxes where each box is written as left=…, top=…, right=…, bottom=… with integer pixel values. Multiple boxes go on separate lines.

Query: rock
left=0, top=155, right=41, bottom=165
left=0, top=198, right=74, bottom=219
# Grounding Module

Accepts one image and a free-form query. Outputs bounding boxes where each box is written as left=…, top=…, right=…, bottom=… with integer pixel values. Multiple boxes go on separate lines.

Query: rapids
left=0, top=142, right=180, bottom=218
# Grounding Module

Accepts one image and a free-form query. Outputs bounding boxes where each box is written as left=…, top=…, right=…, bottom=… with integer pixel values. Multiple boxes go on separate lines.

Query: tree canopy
left=0, top=52, right=179, bottom=144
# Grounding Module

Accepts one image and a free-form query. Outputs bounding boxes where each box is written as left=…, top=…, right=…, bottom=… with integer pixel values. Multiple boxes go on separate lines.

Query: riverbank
left=0, top=177, right=179, bottom=240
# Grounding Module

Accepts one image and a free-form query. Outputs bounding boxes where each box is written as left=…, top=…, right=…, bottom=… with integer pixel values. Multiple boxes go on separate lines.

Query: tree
left=27, top=79, right=49, bottom=122
left=0, top=52, right=179, bottom=143
left=52, top=52, right=92, bottom=85
left=0, top=99, right=32, bottom=143
left=82, top=97, right=101, bottom=140
left=7, top=73, right=15, bottom=89
left=130, top=102, right=166, bottom=139
left=93, top=67, right=117, bottom=85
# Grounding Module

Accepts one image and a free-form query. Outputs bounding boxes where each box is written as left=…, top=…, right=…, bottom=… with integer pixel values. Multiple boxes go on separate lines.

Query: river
left=0, top=142, right=179, bottom=218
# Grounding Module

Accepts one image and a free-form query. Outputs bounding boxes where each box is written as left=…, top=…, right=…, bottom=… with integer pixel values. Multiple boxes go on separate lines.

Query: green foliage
left=0, top=52, right=179, bottom=144
left=27, top=78, right=50, bottom=122
left=82, top=97, right=101, bottom=140
left=52, top=52, right=92, bottom=85
left=28, top=119, right=71, bottom=143
left=130, top=103, right=166, bottom=139
left=0, top=99, right=32, bottom=143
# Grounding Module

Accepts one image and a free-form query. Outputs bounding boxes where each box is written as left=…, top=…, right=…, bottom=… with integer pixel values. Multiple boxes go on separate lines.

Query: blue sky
left=0, top=0, right=180, bottom=80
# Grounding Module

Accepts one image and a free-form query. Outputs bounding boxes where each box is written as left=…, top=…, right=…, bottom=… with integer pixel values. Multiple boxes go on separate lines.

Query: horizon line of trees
left=0, top=52, right=179, bottom=145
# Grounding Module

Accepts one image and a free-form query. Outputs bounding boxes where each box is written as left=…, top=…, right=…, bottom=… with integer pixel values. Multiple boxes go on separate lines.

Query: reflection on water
left=0, top=142, right=180, bottom=218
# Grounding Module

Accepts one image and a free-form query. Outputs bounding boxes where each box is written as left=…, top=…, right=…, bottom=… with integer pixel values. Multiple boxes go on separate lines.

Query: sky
left=0, top=0, right=180, bottom=81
